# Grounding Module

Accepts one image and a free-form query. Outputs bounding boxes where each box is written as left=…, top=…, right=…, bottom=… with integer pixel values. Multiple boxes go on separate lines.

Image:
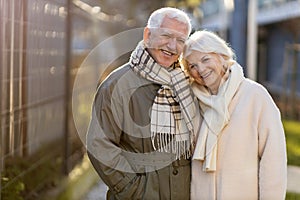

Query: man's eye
left=177, top=39, right=185, bottom=44
left=161, top=34, right=171, bottom=38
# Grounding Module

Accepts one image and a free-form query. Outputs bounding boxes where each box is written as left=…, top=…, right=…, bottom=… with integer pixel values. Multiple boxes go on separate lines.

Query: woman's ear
left=218, top=54, right=228, bottom=68
left=218, top=54, right=226, bottom=63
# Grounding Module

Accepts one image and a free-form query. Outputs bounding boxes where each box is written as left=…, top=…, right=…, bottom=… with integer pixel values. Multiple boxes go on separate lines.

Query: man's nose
left=167, top=37, right=177, bottom=50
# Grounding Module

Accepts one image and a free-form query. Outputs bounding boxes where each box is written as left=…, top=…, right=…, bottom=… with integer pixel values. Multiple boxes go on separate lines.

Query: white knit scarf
left=130, top=41, right=196, bottom=159
left=192, top=62, right=245, bottom=171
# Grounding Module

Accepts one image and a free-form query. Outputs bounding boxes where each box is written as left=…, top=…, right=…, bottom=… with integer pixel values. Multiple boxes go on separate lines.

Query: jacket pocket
left=114, top=173, right=146, bottom=200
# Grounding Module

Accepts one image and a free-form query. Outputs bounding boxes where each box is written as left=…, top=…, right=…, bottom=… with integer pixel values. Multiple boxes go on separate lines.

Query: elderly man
left=87, top=7, right=197, bottom=199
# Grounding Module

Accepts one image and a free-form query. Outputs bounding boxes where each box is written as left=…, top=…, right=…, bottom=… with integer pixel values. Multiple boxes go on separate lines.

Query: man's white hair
left=147, top=7, right=192, bottom=35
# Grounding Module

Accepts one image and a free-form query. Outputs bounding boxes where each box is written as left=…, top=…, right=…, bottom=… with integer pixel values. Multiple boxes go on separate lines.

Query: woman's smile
left=200, top=71, right=212, bottom=79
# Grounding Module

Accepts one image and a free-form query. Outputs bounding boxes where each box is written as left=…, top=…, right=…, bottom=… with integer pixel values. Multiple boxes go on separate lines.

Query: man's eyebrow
left=159, top=28, right=187, bottom=37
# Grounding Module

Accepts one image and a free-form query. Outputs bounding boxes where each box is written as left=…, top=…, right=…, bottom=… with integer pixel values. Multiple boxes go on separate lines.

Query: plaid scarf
left=129, top=41, right=196, bottom=159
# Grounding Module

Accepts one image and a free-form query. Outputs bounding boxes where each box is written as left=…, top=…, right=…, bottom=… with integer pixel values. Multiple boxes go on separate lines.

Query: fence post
left=63, top=0, right=72, bottom=175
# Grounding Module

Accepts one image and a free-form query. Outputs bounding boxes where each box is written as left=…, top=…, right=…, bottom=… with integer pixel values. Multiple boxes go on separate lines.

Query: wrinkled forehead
left=149, top=27, right=189, bottom=40
left=186, top=50, right=205, bottom=61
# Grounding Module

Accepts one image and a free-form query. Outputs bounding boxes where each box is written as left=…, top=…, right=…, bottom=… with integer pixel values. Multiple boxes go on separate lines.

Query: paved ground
left=83, top=165, right=300, bottom=199
left=287, top=165, right=300, bottom=194
left=84, top=179, right=107, bottom=200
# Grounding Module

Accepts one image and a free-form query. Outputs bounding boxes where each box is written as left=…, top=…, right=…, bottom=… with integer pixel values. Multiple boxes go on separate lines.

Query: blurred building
left=199, top=0, right=300, bottom=119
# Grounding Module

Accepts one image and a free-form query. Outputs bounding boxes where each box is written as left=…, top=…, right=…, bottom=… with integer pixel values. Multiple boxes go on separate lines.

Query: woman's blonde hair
left=181, top=30, right=235, bottom=80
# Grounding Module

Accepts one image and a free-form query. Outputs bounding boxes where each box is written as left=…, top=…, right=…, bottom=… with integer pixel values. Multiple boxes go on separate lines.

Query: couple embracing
left=87, top=7, right=287, bottom=200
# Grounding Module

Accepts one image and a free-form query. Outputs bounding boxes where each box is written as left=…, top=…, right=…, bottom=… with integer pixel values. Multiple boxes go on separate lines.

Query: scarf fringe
left=151, top=132, right=192, bottom=159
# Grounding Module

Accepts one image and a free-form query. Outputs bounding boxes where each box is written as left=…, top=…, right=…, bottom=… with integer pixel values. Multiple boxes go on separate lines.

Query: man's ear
left=143, top=27, right=151, bottom=43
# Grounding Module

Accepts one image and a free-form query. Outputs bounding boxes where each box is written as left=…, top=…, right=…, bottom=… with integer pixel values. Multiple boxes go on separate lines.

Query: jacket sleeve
left=257, top=88, right=287, bottom=200
left=86, top=83, right=143, bottom=198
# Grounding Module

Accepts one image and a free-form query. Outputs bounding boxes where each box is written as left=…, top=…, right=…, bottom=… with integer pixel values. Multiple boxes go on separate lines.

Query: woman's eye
left=203, top=58, right=210, bottom=62
left=189, top=64, right=196, bottom=69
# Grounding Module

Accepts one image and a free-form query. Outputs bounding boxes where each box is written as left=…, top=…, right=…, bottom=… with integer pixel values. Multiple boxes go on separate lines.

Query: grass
left=283, top=119, right=300, bottom=166
left=286, top=192, right=300, bottom=199
left=283, top=119, right=300, bottom=199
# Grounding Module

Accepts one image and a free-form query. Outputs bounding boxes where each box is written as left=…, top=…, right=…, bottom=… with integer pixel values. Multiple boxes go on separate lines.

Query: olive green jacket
left=87, top=64, right=192, bottom=200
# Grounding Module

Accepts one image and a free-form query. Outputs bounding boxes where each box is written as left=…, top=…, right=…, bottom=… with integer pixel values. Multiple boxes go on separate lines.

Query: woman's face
left=186, top=50, right=224, bottom=94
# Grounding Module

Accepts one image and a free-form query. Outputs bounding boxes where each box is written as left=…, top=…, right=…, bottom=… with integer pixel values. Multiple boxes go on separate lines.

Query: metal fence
left=0, top=0, right=99, bottom=198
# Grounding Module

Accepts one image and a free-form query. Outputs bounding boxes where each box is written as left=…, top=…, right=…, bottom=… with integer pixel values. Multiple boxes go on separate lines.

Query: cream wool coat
left=191, top=78, right=287, bottom=200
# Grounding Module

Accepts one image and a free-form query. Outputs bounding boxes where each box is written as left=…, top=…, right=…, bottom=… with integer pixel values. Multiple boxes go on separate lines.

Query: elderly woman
left=181, top=30, right=287, bottom=200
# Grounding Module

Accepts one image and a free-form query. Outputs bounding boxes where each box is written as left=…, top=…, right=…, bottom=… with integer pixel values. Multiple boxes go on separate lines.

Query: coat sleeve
left=86, top=83, right=144, bottom=198
left=257, top=88, right=287, bottom=200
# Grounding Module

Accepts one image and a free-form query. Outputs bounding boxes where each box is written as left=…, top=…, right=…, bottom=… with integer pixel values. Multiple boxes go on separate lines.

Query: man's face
left=144, top=17, right=189, bottom=68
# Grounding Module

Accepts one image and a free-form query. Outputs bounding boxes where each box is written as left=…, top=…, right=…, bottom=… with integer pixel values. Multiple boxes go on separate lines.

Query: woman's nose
left=195, top=64, right=205, bottom=73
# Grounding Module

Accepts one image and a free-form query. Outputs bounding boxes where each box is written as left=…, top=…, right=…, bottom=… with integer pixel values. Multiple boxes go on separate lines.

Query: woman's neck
left=208, top=73, right=230, bottom=95
left=208, top=87, right=218, bottom=95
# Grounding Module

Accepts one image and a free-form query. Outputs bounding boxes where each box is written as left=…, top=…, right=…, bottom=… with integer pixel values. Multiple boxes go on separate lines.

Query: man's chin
left=159, top=62, right=173, bottom=68
left=158, top=58, right=176, bottom=68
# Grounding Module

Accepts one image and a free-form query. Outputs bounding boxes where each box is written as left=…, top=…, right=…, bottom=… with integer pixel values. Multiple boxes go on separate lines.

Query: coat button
left=173, top=169, right=178, bottom=175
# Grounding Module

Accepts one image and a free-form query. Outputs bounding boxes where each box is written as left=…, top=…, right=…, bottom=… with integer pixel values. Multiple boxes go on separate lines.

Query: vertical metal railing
left=0, top=0, right=4, bottom=197
left=8, top=0, right=15, bottom=157
left=290, top=43, right=299, bottom=119
left=281, top=43, right=300, bottom=119
left=63, top=0, right=72, bottom=175
left=18, top=0, right=24, bottom=157
left=21, top=0, right=28, bottom=157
